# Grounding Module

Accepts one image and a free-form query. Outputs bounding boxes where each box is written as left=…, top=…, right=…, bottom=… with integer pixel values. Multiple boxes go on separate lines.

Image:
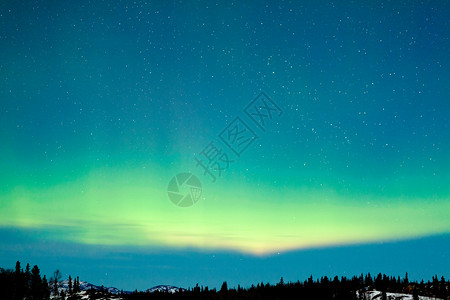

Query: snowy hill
left=51, top=280, right=185, bottom=298
left=359, top=290, right=443, bottom=300
left=146, top=285, right=186, bottom=293
left=52, top=279, right=125, bottom=295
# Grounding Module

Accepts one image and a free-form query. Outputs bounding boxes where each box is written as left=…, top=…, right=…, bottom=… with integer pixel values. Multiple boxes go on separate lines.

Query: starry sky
left=1, top=0, right=449, bottom=291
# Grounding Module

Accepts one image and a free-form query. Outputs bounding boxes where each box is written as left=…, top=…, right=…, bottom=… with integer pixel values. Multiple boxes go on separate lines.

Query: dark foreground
left=1, top=260, right=449, bottom=299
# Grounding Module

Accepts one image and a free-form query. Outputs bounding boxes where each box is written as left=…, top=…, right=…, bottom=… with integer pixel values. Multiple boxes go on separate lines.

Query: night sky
left=1, top=0, right=449, bottom=291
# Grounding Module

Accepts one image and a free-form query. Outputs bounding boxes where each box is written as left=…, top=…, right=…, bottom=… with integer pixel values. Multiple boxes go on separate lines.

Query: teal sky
left=1, top=0, right=449, bottom=290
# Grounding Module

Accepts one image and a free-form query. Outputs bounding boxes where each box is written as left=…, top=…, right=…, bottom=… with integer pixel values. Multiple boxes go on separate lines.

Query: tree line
left=1, top=261, right=449, bottom=299
left=0, top=261, right=49, bottom=300
left=126, top=273, right=450, bottom=300
left=0, top=261, right=82, bottom=300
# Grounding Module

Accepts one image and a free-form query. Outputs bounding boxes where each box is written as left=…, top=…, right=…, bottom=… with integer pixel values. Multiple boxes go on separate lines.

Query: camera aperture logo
left=167, top=92, right=283, bottom=207
left=167, top=173, right=202, bottom=207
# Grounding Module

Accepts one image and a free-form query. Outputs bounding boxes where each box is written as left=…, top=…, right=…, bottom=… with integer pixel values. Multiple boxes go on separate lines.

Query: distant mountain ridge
left=54, top=279, right=184, bottom=295
left=146, top=285, right=187, bottom=293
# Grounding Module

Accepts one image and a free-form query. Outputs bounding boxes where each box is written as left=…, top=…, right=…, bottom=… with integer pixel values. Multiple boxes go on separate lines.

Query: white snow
left=359, top=290, right=443, bottom=300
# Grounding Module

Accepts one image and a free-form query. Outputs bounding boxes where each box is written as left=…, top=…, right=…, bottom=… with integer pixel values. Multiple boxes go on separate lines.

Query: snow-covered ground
left=360, top=290, right=443, bottom=300
left=61, top=290, right=122, bottom=300
left=146, top=284, right=186, bottom=293
left=50, top=279, right=124, bottom=295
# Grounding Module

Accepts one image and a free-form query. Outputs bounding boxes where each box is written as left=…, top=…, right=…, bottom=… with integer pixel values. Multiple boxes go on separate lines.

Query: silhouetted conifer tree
left=14, top=261, right=23, bottom=300
left=42, top=275, right=50, bottom=300
left=68, top=275, right=72, bottom=295
left=220, top=281, right=228, bottom=292
left=30, top=265, right=43, bottom=300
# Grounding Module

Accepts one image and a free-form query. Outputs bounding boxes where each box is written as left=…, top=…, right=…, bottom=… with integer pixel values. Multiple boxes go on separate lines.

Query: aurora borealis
left=1, top=0, right=449, bottom=290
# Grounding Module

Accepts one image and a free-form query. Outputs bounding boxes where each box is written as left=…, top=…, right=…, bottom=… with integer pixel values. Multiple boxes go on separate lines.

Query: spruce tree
left=42, top=275, right=50, bottom=300
left=30, top=265, right=42, bottom=300
left=365, top=273, right=373, bottom=287
left=75, top=276, right=80, bottom=292
left=14, top=261, right=21, bottom=277
left=412, top=286, right=419, bottom=300
left=68, top=275, right=72, bottom=295
left=220, top=281, right=228, bottom=292
left=439, top=276, right=446, bottom=298
left=24, top=263, right=31, bottom=298
left=14, top=261, right=23, bottom=300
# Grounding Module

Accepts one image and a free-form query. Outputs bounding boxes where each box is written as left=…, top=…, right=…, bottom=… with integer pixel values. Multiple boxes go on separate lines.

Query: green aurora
left=1, top=0, right=449, bottom=264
